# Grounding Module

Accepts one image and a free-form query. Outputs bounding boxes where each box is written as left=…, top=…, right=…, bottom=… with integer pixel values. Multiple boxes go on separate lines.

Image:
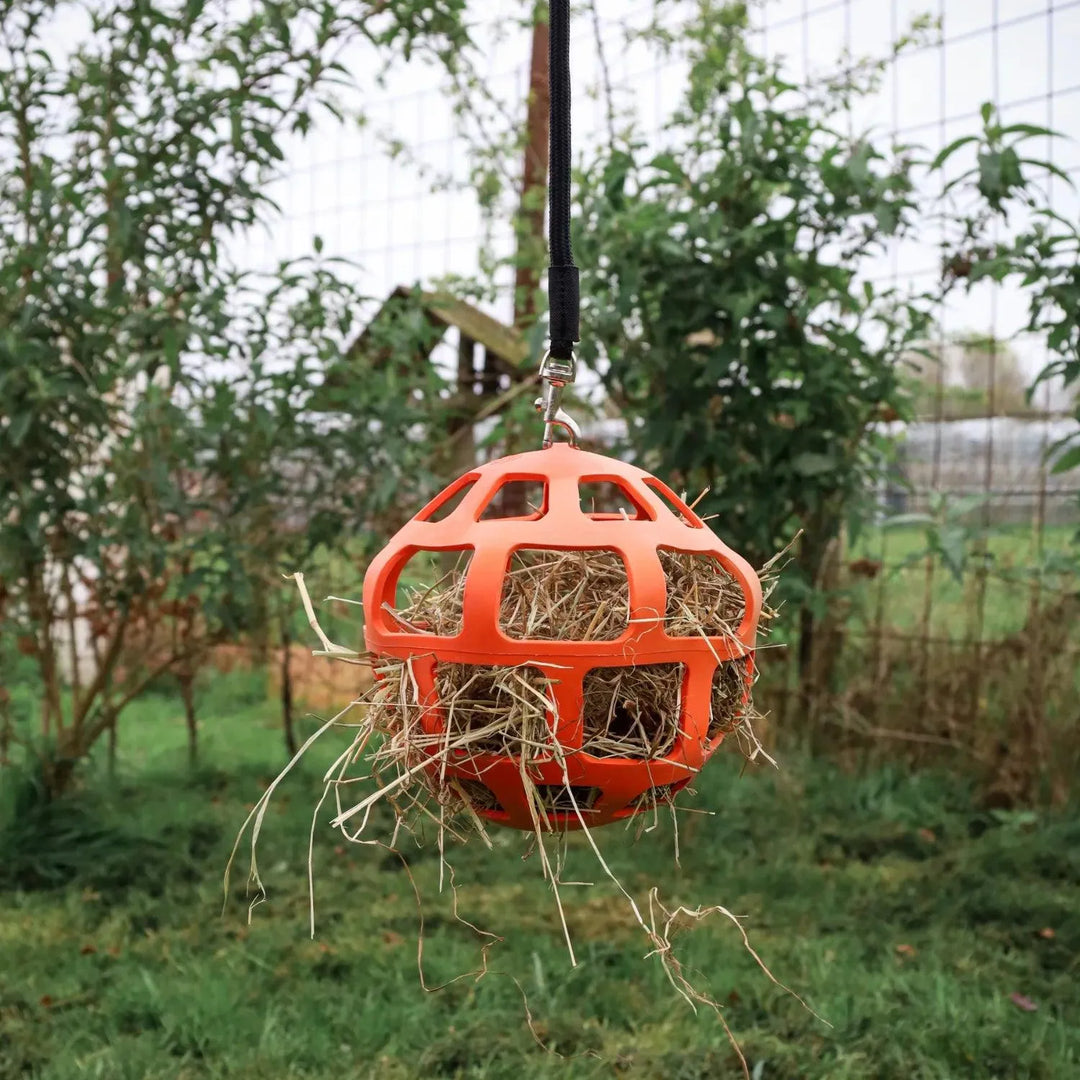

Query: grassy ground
left=846, top=524, right=1077, bottom=641
left=1, top=675, right=1078, bottom=1080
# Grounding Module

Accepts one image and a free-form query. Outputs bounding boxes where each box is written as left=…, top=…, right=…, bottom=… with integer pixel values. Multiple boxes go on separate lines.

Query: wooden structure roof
left=312, top=286, right=539, bottom=486
left=316, top=285, right=530, bottom=401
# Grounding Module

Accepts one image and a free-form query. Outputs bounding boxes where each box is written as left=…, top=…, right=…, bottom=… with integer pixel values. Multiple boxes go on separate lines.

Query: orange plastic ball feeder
left=362, top=442, right=762, bottom=831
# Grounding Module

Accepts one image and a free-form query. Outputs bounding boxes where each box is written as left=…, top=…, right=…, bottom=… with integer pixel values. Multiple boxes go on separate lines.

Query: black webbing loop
left=547, top=0, right=578, bottom=361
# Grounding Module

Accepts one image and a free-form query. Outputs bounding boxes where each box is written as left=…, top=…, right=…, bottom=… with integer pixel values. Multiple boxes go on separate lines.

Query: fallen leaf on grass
left=1010, top=993, right=1038, bottom=1012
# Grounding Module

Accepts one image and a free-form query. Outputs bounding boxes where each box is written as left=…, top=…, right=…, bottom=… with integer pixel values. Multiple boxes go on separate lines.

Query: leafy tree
left=209, top=269, right=448, bottom=757
left=0, top=0, right=465, bottom=793
left=933, top=105, right=1080, bottom=474
left=574, top=0, right=932, bottom=675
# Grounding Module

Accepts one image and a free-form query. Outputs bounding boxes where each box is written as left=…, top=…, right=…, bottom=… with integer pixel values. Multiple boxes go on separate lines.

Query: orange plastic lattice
left=363, top=443, right=762, bottom=831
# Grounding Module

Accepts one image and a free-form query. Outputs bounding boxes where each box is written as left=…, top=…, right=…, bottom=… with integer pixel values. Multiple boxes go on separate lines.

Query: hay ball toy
left=362, top=441, right=762, bottom=831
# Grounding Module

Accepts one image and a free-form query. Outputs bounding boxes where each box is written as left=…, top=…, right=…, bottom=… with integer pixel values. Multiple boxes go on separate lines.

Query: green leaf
left=949, top=493, right=988, bottom=518
left=8, top=411, right=32, bottom=447
left=978, top=150, right=1004, bottom=202
left=791, top=452, right=836, bottom=477
left=1018, top=158, right=1076, bottom=188
left=938, top=525, right=968, bottom=582
left=930, top=135, right=978, bottom=170
left=883, top=513, right=935, bottom=529
left=874, top=201, right=901, bottom=235
left=998, top=122, right=1064, bottom=140
left=1051, top=443, right=1080, bottom=475
left=650, top=151, right=683, bottom=178
left=602, top=151, right=633, bottom=209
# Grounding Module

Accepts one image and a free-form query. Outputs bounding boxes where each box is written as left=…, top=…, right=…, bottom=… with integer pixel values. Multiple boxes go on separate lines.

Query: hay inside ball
left=369, top=545, right=764, bottom=820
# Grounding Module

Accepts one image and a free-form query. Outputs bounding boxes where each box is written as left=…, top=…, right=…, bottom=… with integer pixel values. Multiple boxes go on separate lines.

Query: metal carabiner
left=536, top=350, right=579, bottom=448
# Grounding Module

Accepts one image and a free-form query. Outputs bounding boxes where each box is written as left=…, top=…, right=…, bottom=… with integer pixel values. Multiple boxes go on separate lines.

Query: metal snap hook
left=537, top=350, right=579, bottom=448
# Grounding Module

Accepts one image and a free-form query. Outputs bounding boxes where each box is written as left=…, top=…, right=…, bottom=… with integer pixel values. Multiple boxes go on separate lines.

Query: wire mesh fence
left=239, top=0, right=1080, bottom=791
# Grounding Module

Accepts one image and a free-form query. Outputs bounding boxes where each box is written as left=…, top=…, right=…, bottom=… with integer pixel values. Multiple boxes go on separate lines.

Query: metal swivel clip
left=535, top=350, right=580, bottom=448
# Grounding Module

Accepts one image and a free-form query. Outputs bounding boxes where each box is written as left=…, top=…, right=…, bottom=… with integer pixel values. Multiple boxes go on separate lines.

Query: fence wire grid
left=236, top=0, right=1080, bottom=752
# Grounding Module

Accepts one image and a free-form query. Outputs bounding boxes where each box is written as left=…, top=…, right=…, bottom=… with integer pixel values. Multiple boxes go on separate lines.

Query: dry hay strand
left=391, top=557, right=468, bottom=635
left=500, top=548, right=630, bottom=640
left=358, top=657, right=575, bottom=820
left=581, top=662, right=683, bottom=759
left=711, top=657, right=751, bottom=740
left=435, top=663, right=553, bottom=757
left=660, top=548, right=746, bottom=635
left=629, top=781, right=682, bottom=811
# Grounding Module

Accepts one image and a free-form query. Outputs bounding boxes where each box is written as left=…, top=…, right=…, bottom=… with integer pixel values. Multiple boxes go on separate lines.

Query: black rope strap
left=547, top=0, right=578, bottom=362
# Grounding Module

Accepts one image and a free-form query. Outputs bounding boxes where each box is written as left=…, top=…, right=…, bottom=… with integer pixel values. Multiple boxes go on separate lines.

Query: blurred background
left=1, top=1, right=1078, bottom=1077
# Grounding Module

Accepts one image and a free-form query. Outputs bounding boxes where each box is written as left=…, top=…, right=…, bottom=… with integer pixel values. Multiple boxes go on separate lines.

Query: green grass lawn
left=1, top=676, right=1078, bottom=1079
left=846, top=525, right=1077, bottom=642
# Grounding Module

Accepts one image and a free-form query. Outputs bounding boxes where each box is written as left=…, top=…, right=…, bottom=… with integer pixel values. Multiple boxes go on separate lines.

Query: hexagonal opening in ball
left=582, top=662, right=684, bottom=759
left=500, top=548, right=630, bottom=641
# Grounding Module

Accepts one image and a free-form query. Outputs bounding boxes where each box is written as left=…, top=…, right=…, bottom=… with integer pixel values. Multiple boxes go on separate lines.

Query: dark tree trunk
left=280, top=617, right=297, bottom=759
left=26, top=565, right=62, bottom=739
left=514, top=10, right=550, bottom=329
left=44, top=754, right=79, bottom=799
left=105, top=712, right=118, bottom=773
left=797, top=603, right=816, bottom=687
left=0, top=687, right=12, bottom=767
left=178, top=671, right=198, bottom=768
left=796, top=519, right=844, bottom=724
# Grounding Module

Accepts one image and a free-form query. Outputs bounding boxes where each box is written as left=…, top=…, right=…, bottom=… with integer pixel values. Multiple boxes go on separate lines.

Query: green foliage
left=0, top=0, right=465, bottom=787
left=563, top=5, right=1080, bottom=709
left=0, top=697, right=1077, bottom=1078
left=884, top=493, right=993, bottom=582
left=575, top=1, right=932, bottom=575
left=0, top=774, right=177, bottom=894
left=932, top=104, right=1073, bottom=215
left=934, top=106, right=1080, bottom=475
